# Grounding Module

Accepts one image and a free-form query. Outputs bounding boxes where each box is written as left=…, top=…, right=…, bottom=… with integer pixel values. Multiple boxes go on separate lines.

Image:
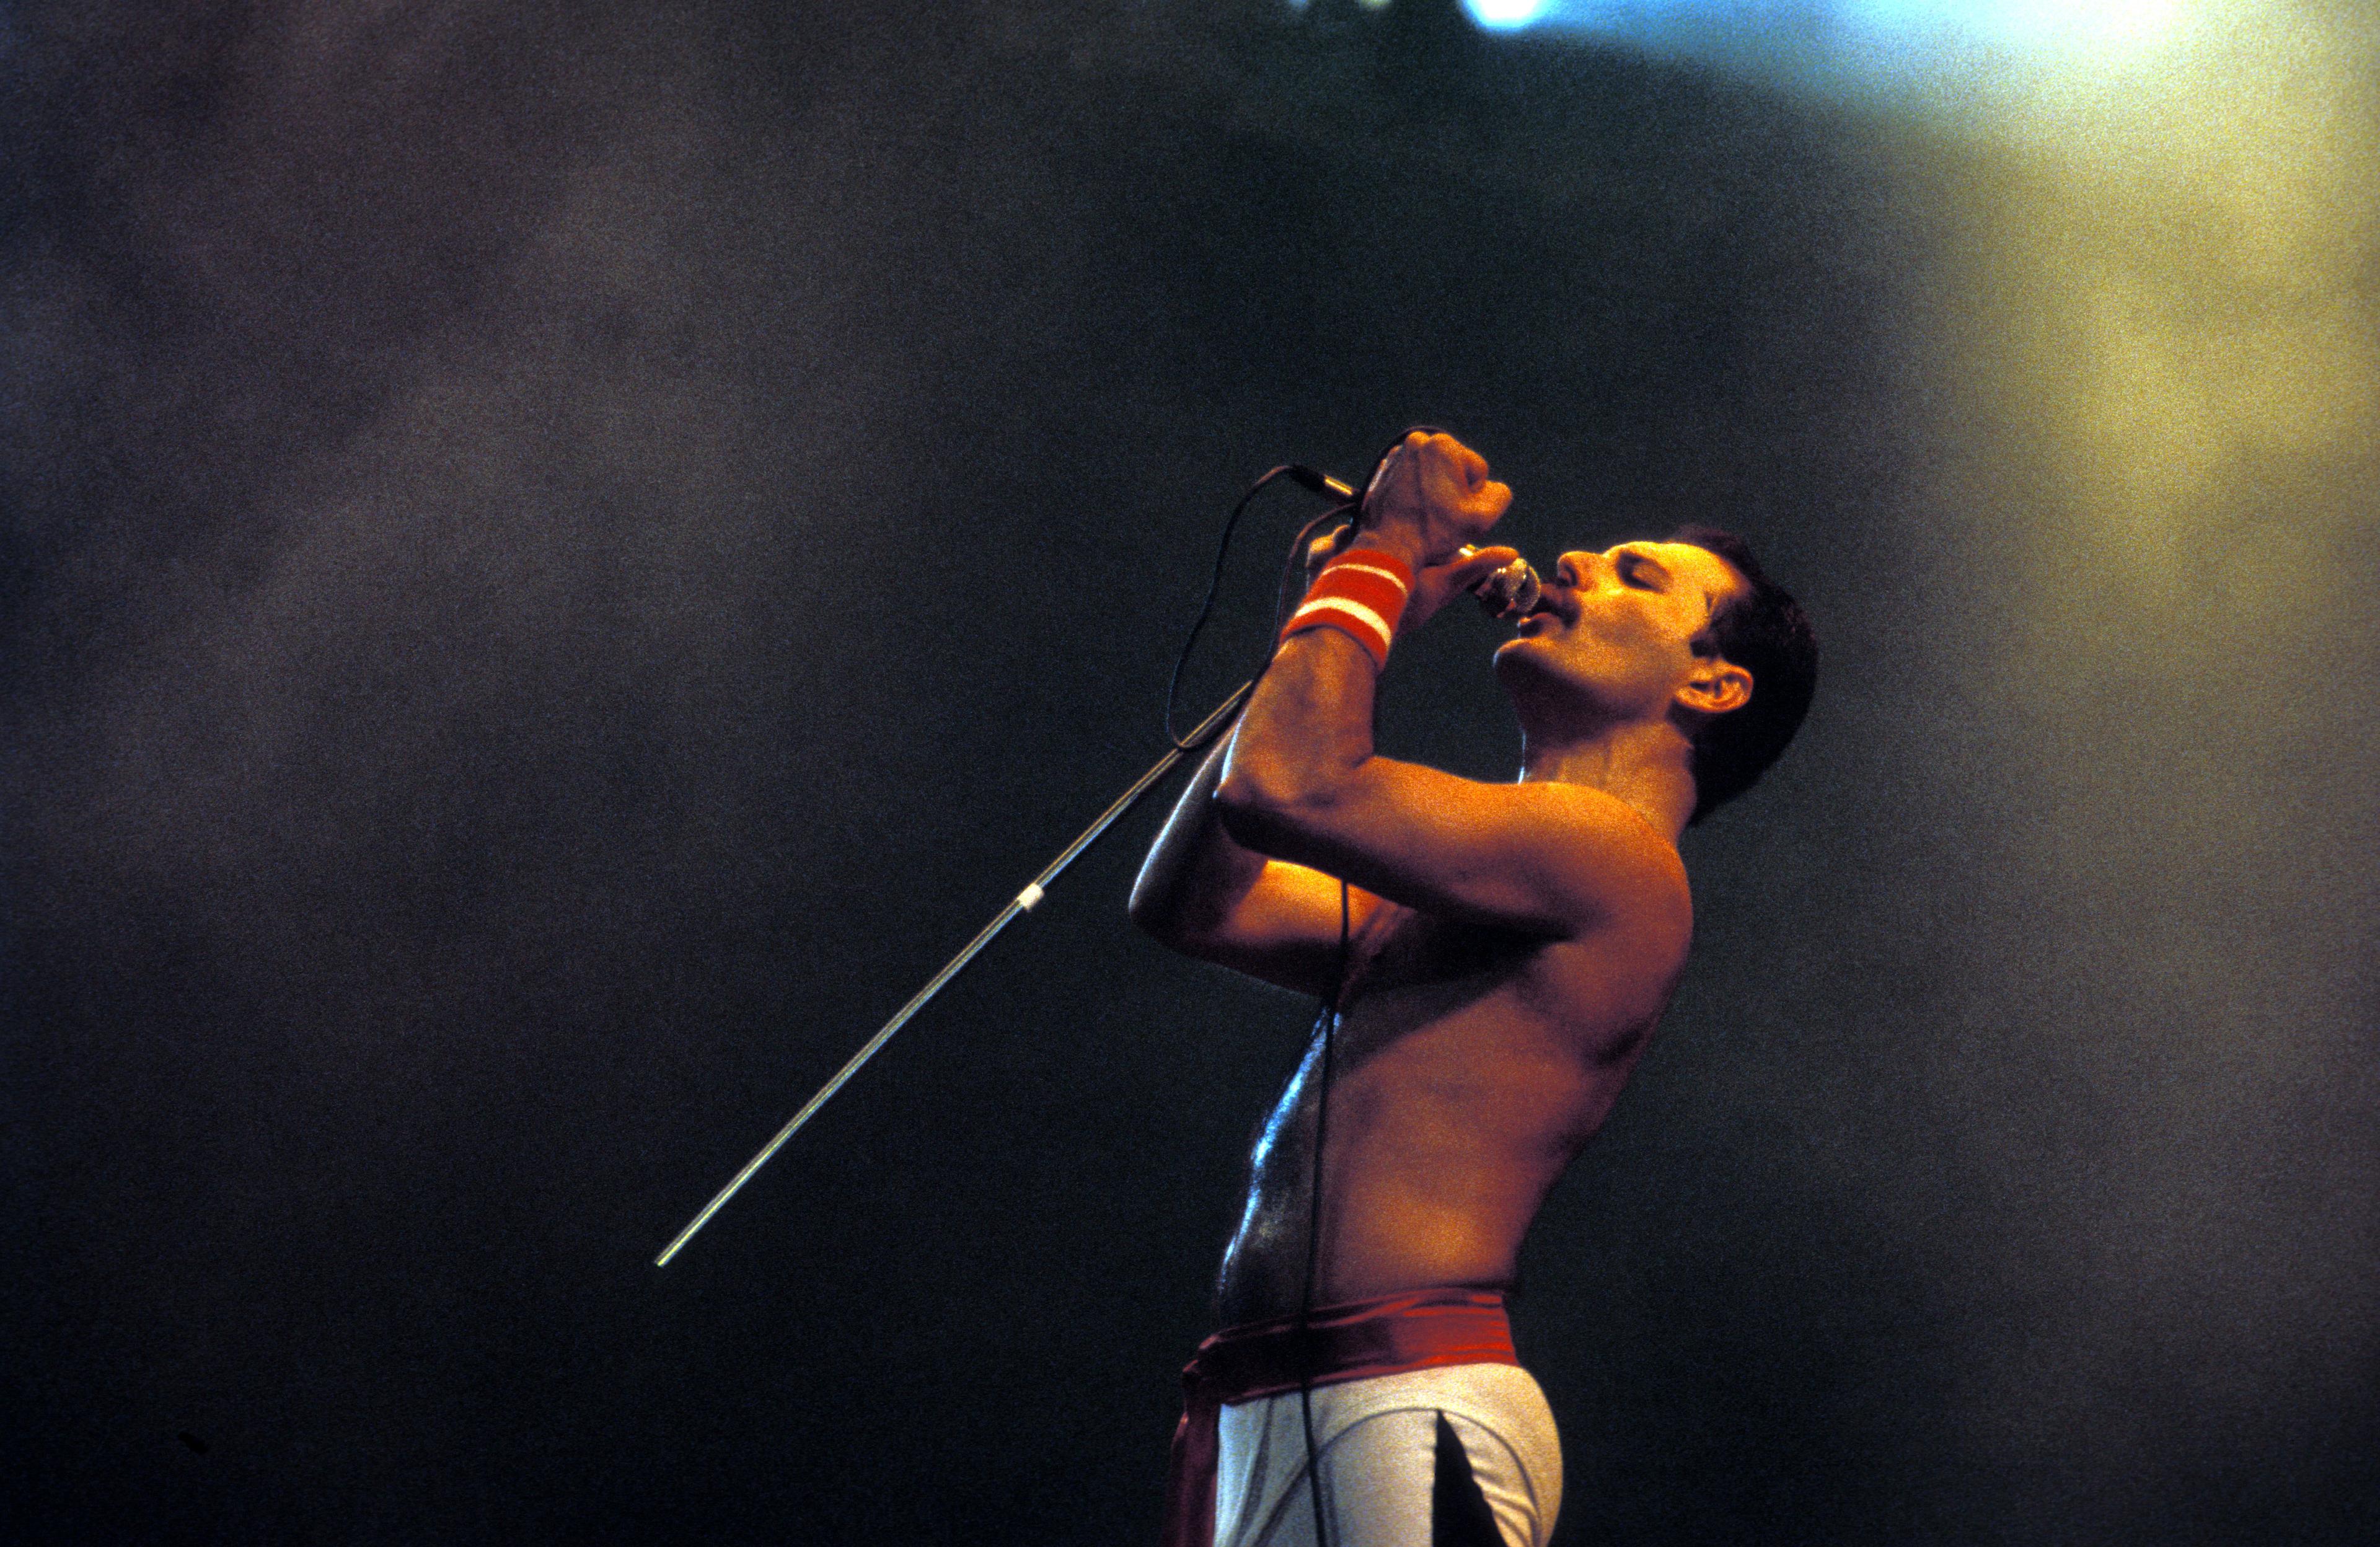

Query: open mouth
left=1520, top=590, right=1575, bottom=628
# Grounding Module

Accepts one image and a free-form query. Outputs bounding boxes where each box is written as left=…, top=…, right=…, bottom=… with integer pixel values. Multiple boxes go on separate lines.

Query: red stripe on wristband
left=1280, top=550, right=1414, bottom=671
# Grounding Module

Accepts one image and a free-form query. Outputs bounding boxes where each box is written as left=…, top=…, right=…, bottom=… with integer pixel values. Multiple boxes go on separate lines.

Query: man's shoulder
left=1518, top=782, right=1693, bottom=938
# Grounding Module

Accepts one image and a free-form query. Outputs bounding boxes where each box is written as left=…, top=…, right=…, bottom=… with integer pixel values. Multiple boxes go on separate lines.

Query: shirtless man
left=1131, top=431, right=1817, bottom=1547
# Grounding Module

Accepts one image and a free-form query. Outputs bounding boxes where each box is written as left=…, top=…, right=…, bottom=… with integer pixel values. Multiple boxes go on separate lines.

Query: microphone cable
left=1290, top=428, right=1421, bottom=1547
left=1161, top=427, right=1430, bottom=747
left=1161, top=469, right=1356, bottom=752
left=1161, top=429, right=1439, bottom=1547
left=1298, top=882, right=1349, bottom=1547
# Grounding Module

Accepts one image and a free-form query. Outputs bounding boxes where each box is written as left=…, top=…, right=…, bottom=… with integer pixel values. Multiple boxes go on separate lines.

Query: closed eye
left=1620, top=554, right=1660, bottom=589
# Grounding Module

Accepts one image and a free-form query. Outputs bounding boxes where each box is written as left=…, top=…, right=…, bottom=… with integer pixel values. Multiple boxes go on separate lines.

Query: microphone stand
left=654, top=679, right=1254, bottom=1266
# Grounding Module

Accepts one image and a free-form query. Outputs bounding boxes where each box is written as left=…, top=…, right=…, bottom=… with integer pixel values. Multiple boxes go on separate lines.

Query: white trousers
left=1212, top=1363, right=1562, bottom=1547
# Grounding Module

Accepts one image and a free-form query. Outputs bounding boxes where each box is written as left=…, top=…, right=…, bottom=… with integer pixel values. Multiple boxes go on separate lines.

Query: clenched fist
left=1356, top=431, right=1514, bottom=570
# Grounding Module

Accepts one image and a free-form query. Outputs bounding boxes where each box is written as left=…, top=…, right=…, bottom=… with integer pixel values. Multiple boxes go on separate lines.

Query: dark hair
left=1670, top=525, right=1817, bottom=825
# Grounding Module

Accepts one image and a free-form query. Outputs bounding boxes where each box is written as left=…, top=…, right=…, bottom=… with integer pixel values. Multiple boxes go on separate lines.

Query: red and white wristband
left=1279, top=548, right=1415, bottom=671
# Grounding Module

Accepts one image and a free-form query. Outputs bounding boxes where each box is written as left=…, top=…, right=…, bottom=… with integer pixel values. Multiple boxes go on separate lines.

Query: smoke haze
left=4, top=3, right=2373, bottom=1542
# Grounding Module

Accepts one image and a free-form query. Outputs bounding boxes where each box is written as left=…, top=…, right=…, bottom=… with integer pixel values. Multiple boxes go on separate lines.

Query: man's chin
left=1492, top=634, right=1548, bottom=678
left=1492, top=635, right=1559, bottom=701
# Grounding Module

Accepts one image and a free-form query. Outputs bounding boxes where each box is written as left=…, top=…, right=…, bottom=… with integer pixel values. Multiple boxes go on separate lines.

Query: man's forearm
left=1214, top=624, right=1382, bottom=830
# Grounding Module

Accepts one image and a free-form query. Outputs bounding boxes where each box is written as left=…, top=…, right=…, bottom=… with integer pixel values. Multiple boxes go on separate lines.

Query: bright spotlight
left=1465, top=0, right=1553, bottom=31
left=1455, top=1, right=2190, bottom=59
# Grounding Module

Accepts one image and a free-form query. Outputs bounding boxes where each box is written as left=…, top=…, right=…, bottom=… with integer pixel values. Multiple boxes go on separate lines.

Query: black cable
left=1164, top=430, right=1431, bottom=749
left=1276, top=503, right=1359, bottom=635
left=1164, top=465, right=1323, bottom=751
left=1286, top=429, right=1433, bottom=1547
left=1297, top=879, right=1351, bottom=1547
left=1274, top=430, right=1434, bottom=1547
left=1168, top=429, right=1449, bottom=1547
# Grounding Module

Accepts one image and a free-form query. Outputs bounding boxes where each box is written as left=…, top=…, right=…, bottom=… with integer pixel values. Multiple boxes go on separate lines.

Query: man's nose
left=1553, top=551, right=1600, bottom=589
left=1445, top=438, right=1489, bottom=489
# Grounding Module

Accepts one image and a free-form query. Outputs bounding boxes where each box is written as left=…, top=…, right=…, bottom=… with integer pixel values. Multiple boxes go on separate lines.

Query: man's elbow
left=1129, top=877, right=1233, bottom=959
left=1215, top=762, right=1331, bottom=853
left=1126, top=875, right=1181, bottom=942
left=1129, top=852, right=1219, bottom=948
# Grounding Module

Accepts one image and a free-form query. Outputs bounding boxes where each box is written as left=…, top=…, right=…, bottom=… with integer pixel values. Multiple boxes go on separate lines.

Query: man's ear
left=1677, top=659, right=1753, bottom=718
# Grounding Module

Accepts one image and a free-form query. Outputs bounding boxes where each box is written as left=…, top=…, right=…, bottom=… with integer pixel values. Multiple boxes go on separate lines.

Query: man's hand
left=1356, top=431, right=1514, bottom=570
left=1305, top=522, right=1523, bottom=632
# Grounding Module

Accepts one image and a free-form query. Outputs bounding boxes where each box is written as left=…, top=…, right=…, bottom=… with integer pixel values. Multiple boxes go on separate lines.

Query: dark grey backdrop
left=6, top=3, right=2375, bottom=1543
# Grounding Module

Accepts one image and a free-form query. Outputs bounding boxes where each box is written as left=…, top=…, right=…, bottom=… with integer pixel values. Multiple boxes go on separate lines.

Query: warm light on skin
left=1494, top=540, right=1748, bottom=734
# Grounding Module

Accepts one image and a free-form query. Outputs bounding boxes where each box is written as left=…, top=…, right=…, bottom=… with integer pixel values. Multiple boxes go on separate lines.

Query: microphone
left=1462, top=547, right=1542, bottom=620
left=1284, top=465, right=1359, bottom=501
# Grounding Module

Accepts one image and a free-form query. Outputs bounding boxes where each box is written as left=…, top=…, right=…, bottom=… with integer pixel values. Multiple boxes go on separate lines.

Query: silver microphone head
left=1465, top=552, right=1541, bottom=620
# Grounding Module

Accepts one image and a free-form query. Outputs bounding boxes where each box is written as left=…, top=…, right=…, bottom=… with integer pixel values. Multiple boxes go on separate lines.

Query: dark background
left=6, top=2, right=2376, bottom=1543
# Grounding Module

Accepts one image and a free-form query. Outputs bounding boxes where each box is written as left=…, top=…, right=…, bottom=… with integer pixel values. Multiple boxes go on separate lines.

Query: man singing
left=1131, top=431, right=1817, bottom=1547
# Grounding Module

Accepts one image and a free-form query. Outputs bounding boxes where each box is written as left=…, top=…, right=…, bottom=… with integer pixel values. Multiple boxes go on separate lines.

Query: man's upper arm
left=1216, top=756, right=1683, bottom=940
left=1158, top=858, right=1385, bottom=999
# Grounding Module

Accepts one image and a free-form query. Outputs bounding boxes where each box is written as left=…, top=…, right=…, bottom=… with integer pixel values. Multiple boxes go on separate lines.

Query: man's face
left=1493, top=540, right=1749, bottom=728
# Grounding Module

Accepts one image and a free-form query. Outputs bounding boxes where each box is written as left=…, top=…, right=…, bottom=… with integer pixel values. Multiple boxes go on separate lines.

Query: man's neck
left=1517, top=720, right=1698, bottom=843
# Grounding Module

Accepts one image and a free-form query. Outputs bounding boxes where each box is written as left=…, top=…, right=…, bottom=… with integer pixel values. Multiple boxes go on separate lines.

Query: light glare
left=1472, top=1, right=2192, bottom=61
left=1465, top=0, right=1553, bottom=30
